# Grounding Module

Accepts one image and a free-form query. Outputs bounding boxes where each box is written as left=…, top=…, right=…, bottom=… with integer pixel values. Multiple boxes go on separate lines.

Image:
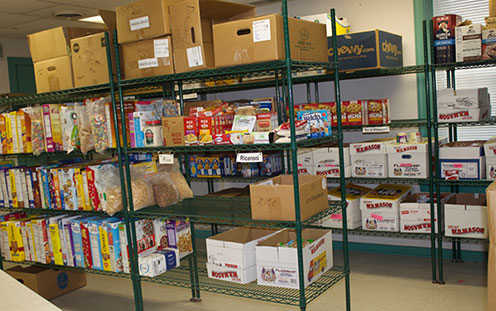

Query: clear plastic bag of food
left=25, top=107, right=45, bottom=155
left=146, top=170, right=180, bottom=208
left=86, top=97, right=109, bottom=154
left=75, top=102, right=94, bottom=154
left=159, top=160, right=193, bottom=201
left=60, top=105, right=80, bottom=153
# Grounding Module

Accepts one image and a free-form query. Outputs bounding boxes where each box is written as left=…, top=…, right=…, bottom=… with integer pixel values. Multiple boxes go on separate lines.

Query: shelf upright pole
left=306, top=83, right=312, bottom=103
left=281, top=0, right=306, bottom=309
left=314, top=82, right=320, bottom=103
left=274, top=70, right=286, bottom=174
left=107, top=31, right=144, bottom=311
left=427, top=23, right=445, bottom=285
left=331, top=9, right=351, bottom=311
left=423, top=20, right=438, bottom=283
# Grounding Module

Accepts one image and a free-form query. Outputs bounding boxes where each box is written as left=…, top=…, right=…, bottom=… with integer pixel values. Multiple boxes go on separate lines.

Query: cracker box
left=456, top=23, right=483, bottom=62
left=399, top=193, right=450, bottom=233
left=321, top=184, right=372, bottom=229
left=350, top=138, right=394, bottom=178
left=439, top=141, right=486, bottom=180
left=297, top=110, right=331, bottom=139
left=485, top=138, right=496, bottom=180
left=444, top=193, right=487, bottom=239
left=433, top=15, right=462, bottom=63
left=363, top=99, right=390, bottom=125
left=313, top=145, right=351, bottom=178
left=206, top=227, right=280, bottom=284
left=343, top=100, right=363, bottom=126
left=387, top=141, right=430, bottom=178
left=256, top=229, right=332, bottom=289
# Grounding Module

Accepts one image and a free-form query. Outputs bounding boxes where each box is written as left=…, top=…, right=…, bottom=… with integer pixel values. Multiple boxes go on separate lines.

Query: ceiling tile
left=0, top=13, right=41, bottom=28
left=26, top=4, right=99, bottom=18
left=40, top=0, right=130, bottom=10
left=0, top=0, right=55, bottom=14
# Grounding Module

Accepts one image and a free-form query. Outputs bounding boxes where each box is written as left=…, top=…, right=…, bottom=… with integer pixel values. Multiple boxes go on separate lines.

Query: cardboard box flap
left=198, top=0, right=255, bottom=22
left=99, top=10, right=117, bottom=30
left=257, top=228, right=328, bottom=247
left=446, top=193, right=487, bottom=210
left=328, top=183, right=372, bottom=200
left=208, top=227, right=277, bottom=244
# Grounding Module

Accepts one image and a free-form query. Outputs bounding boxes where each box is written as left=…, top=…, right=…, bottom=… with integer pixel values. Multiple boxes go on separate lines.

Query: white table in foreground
left=0, top=269, right=61, bottom=311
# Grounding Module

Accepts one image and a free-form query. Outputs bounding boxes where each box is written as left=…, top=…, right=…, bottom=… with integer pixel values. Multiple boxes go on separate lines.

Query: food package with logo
left=363, top=99, right=390, bottom=125
left=433, top=15, right=462, bottom=63
left=444, top=193, right=487, bottom=239
left=256, top=228, right=332, bottom=289
left=166, top=219, right=192, bottom=259
left=437, top=87, right=491, bottom=122
left=360, top=184, right=412, bottom=232
left=399, top=193, right=451, bottom=233
left=138, top=248, right=179, bottom=277
left=485, top=138, right=496, bottom=180
left=60, top=105, right=80, bottom=153
left=312, top=144, right=351, bottom=178
left=206, top=227, right=280, bottom=284
left=439, top=141, right=486, bottom=180
left=456, top=21, right=483, bottom=62
left=350, top=138, right=394, bottom=178
left=320, top=184, right=372, bottom=229
left=273, top=120, right=310, bottom=143
left=483, top=28, right=496, bottom=60
left=296, top=110, right=331, bottom=138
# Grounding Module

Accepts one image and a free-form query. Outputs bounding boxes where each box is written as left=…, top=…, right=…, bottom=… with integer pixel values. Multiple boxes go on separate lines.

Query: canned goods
left=396, top=132, right=408, bottom=144
left=409, top=132, right=422, bottom=143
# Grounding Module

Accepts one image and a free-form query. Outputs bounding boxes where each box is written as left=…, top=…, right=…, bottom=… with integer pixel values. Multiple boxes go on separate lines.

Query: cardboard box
left=213, top=14, right=327, bottom=68
left=321, top=184, right=371, bottom=229
left=350, top=138, right=394, bottom=178
left=486, top=181, right=496, bottom=311
left=362, top=210, right=399, bottom=232
left=122, top=36, right=174, bottom=79
left=455, top=88, right=489, bottom=109
left=327, top=30, right=403, bottom=71
left=71, top=33, right=110, bottom=88
left=298, top=13, right=350, bottom=37
left=360, top=184, right=412, bottom=213
left=438, top=106, right=490, bottom=123
left=433, top=15, right=462, bottom=64
left=445, top=193, right=488, bottom=239
left=256, top=229, right=332, bottom=289
left=6, top=265, right=86, bottom=299
left=116, top=0, right=171, bottom=44
left=492, top=0, right=496, bottom=17
left=439, top=141, right=486, bottom=180
left=312, top=146, right=351, bottom=177
left=138, top=248, right=179, bottom=277
left=399, top=193, right=449, bottom=233
left=206, top=227, right=279, bottom=284
left=170, top=0, right=256, bottom=73
left=456, top=23, right=483, bottom=62
left=485, top=139, right=496, bottom=180
left=27, top=26, right=102, bottom=63
left=387, top=141, right=429, bottom=178
left=483, top=29, right=496, bottom=60
left=249, top=175, right=328, bottom=221
left=162, top=116, right=185, bottom=146
left=33, top=56, right=74, bottom=93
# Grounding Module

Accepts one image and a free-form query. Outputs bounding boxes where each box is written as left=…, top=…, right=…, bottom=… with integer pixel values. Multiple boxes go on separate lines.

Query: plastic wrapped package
left=86, top=98, right=109, bottom=153
left=159, top=161, right=193, bottom=201
left=25, top=107, right=45, bottom=155
left=146, top=171, right=180, bottom=208
left=60, top=105, right=80, bottom=153
left=75, top=102, right=94, bottom=154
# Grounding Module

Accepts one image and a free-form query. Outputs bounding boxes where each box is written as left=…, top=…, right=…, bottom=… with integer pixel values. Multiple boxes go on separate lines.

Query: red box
left=184, top=117, right=198, bottom=145
left=433, top=15, right=462, bottom=64
left=342, top=100, right=363, bottom=126
left=364, top=99, right=390, bottom=125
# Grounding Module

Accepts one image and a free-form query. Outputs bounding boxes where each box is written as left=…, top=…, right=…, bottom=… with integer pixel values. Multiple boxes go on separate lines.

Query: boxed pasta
left=387, top=141, right=430, bottom=178
left=256, top=229, right=332, bottom=289
left=206, top=227, right=280, bottom=284
left=439, top=141, right=486, bottom=180
left=350, top=138, right=394, bottom=178
left=444, top=193, right=487, bottom=239
left=321, top=184, right=372, bottom=229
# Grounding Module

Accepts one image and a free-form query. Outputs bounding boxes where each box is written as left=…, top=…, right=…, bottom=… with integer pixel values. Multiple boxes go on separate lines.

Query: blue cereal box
left=71, top=218, right=85, bottom=268
left=297, top=110, right=331, bottom=139
left=108, top=221, right=123, bottom=273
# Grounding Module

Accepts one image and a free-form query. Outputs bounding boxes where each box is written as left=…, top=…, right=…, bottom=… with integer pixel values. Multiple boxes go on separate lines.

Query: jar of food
left=144, top=120, right=163, bottom=147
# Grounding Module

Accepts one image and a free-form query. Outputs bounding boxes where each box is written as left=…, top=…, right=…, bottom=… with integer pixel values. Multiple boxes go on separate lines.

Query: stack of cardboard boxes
left=437, top=88, right=491, bottom=122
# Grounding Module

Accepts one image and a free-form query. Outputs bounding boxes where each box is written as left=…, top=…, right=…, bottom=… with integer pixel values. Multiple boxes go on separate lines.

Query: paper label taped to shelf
left=138, top=58, right=158, bottom=69
left=186, top=46, right=204, bottom=67
left=130, top=16, right=150, bottom=31
left=154, top=39, right=169, bottom=58
left=362, top=126, right=390, bottom=133
left=253, top=19, right=271, bottom=42
left=236, top=152, right=263, bottom=163
left=159, top=154, right=174, bottom=164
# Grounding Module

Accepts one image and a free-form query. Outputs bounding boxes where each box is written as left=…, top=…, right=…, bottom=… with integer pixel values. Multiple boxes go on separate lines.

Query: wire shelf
left=433, top=59, right=496, bottom=71
left=436, top=179, right=493, bottom=187
left=327, top=177, right=429, bottom=185
left=438, top=117, right=496, bottom=127
left=0, top=207, right=119, bottom=217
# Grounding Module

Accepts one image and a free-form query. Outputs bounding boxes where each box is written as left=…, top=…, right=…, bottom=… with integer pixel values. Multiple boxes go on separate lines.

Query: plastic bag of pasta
left=86, top=97, right=109, bottom=154
left=24, top=106, right=45, bottom=155
left=75, top=102, right=94, bottom=154
left=159, top=160, right=193, bottom=201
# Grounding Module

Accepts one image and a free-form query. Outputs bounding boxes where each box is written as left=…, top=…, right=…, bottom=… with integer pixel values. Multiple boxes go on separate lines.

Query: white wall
left=0, top=38, right=31, bottom=94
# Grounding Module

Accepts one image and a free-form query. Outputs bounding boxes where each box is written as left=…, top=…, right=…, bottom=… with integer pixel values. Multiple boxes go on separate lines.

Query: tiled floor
left=49, top=251, right=487, bottom=311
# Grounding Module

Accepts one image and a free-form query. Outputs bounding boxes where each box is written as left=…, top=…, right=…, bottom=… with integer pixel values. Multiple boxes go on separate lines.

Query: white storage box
left=455, top=88, right=489, bottom=109
left=439, top=141, right=486, bottom=180
left=387, top=141, right=429, bottom=178
left=484, top=138, right=496, bottom=180
left=206, top=263, right=256, bottom=284
left=399, top=193, right=451, bottom=233
left=456, top=23, right=483, bottom=62
left=360, top=184, right=412, bottom=213
left=350, top=139, right=394, bottom=178
left=362, top=210, right=399, bottom=232
left=444, top=193, right=488, bottom=239
left=297, top=149, right=315, bottom=175
left=437, top=88, right=455, bottom=108
left=256, top=229, right=332, bottom=289
left=321, top=184, right=372, bottom=229
left=438, top=106, right=490, bottom=123
left=313, top=146, right=351, bottom=177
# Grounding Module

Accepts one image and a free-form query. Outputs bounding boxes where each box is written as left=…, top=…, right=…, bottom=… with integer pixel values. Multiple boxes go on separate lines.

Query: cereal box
left=71, top=218, right=85, bottom=268
left=118, top=223, right=130, bottom=273
left=8, top=220, right=25, bottom=262
left=297, top=110, right=331, bottom=138
left=108, top=221, right=124, bottom=273
left=166, top=220, right=192, bottom=259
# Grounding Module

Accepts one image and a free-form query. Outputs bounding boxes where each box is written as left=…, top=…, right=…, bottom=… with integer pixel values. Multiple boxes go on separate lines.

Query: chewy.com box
left=256, top=229, right=332, bottom=289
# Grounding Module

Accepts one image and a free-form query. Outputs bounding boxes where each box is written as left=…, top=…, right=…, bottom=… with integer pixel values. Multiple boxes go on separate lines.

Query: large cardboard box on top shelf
left=399, top=193, right=451, bottom=233
left=485, top=138, right=496, bottom=180
left=350, top=138, right=394, bottom=178
left=256, top=229, right=332, bottom=289
left=206, top=227, right=280, bottom=284
left=213, top=14, right=328, bottom=68
left=169, top=0, right=256, bottom=73
left=439, top=141, right=486, bottom=180
left=444, top=193, right=488, bottom=239
left=33, top=56, right=74, bottom=93
left=249, top=175, right=328, bottom=222
left=122, top=36, right=174, bottom=79
left=486, top=181, right=496, bottom=311
left=321, top=183, right=372, bottom=229
left=6, top=265, right=86, bottom=300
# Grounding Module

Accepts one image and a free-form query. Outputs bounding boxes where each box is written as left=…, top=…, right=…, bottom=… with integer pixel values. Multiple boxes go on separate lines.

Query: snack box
left=138, top=248, right=179, bottom=277
left=485, top=138, right=496, bottom=180
left=439, top=141, right=486, bottom=180
left=350, top=138, right=394, bottom=178
left=444, top=193, right=487, bottom=239
left=399, top=193, right=451, bottom=233
left=206, top=227, right=280, bottom=284
left=363, top=99, right=390, bottom=125
left=296, top=110, right=331, bottom=139
left=360, top=184, right=412, bottom=213
left=321, top=184, right=372, bottom=229
left=256, top=229, right=332, bottom=289
left=387, top=141, right=429, bottom=178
